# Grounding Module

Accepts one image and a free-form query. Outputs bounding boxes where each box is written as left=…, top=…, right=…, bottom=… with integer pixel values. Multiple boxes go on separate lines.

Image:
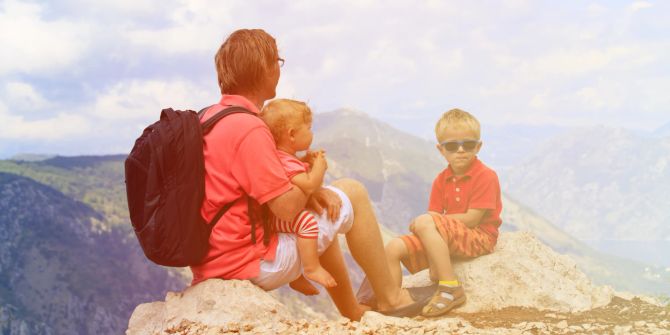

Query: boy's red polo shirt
left=428, top=157, right=502, bottom=238
left=190, top=95, right=292, bottom=285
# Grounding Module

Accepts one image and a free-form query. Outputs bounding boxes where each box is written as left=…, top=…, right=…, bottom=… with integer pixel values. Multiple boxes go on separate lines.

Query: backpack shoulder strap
left=200, top=105, right=256, bottom=135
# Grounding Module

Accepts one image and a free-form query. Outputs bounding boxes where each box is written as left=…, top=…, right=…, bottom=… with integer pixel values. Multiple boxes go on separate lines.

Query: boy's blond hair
left=260, top=99, right=313, bottom=142
left=435, top=108, right=481, bottom=141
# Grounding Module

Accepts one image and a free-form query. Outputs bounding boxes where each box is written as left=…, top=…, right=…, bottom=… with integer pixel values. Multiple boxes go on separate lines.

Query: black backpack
left=124, top=105, right=256, bottom=267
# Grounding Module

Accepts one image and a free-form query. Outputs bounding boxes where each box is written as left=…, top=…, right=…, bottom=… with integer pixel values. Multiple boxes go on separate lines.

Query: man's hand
left=307, top=187, right=341, bottom=222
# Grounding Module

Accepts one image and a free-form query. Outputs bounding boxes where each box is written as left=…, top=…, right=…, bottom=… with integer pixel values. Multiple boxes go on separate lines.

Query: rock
left=556, top=320, right=568, bottom=329
left=635, top=320, right=647, bottom=328
left=126, top=279, right=293, bottom=335
left=403, top=232, right=613, bottom=313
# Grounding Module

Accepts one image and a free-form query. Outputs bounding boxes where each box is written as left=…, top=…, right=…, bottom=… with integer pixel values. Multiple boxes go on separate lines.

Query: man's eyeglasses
left=278, top=57, right=285, bottom=68
left=439, top=140, right=480, bottom=153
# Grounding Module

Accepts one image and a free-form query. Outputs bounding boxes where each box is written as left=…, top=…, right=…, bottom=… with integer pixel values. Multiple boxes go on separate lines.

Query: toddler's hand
left=300, top=151, right=315, bottom=164
left=313, top=150, right=327, bottom=170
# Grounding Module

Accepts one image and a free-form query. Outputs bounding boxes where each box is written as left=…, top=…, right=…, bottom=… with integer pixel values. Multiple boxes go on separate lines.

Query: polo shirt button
left=456, top=197, right=460, bottom=202
left=456, top=188, right=460, bottom=192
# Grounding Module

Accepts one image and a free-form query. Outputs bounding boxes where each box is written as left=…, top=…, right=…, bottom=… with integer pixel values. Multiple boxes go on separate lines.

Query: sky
left=1, top=0, right=668, bottom=158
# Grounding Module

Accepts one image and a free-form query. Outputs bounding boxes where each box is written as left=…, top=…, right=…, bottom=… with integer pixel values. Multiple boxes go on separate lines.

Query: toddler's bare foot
left=304, top=266, right=337, bottom=288
left=289, top=275, right=320, bottom=296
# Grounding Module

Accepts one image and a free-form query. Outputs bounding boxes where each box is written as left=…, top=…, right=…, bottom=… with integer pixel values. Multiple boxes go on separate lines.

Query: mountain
left=0, top=172, right=184, bottom=334
left=479, top=123, right=568, bottom=170
left=502, top=126, right=670, bottom=241
left=1, top=110, right=668, bottom=332
left=653, top=121, right=670, bottom=138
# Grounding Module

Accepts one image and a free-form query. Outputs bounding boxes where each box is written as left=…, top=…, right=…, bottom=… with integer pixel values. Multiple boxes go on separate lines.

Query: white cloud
left=0, top=104, right=90, bottom=140
left=0, top=0, right=91, bottom=75
left=630, top=1, right=653, bottom=12
left=125, top=1, right=237, bottom=54
left=92, top=79, right=216, bottom=121
left=3, top=81, right=49, bottom=110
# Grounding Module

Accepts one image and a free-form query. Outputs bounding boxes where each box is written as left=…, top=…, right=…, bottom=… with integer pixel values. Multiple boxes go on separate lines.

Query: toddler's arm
left=291, top=150, right=327, bottom=195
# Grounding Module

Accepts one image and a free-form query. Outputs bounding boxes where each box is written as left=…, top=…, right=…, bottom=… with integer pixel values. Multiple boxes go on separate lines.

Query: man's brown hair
left=215, top=29, right=278, bottom=95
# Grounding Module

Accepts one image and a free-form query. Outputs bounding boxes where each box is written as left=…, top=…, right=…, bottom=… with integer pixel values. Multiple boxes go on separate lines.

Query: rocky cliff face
left=0, top=173, right=184, bottom=334
left=126, top=232, right=670, bottom=335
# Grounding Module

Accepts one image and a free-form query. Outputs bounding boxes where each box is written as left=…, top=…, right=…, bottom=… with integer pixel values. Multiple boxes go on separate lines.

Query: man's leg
left=331, top=178, right=414, bottom=313
left=319, top=240, right=369, bottom=321
left=385, top=238, right=410, bottom=288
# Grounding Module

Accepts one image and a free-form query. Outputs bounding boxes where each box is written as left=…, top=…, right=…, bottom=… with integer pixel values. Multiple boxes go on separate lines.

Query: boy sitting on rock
left=384, top=108, right=503, bottom=317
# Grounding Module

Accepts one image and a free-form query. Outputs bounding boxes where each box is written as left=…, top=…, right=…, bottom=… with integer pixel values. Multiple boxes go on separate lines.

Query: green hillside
left=0, top=155, right=129, bottom=231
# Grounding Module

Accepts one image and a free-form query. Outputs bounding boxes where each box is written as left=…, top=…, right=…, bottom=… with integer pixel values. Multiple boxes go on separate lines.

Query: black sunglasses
left=439, top=140, right=480, bottom=152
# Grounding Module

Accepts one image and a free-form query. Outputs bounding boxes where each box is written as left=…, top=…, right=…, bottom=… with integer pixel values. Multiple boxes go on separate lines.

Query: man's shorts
left=400, top=213, right=497, bottom=273
left=250, top=185, right=354, bottom=291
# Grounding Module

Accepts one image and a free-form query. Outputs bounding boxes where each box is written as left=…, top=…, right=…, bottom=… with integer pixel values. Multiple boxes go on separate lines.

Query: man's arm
left=445, top=208, right=488, bottom=229
left=266, top=186, right=308, bottom=222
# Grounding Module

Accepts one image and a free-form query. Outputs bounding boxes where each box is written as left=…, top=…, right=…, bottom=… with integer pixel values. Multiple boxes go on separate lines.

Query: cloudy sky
left=1, top=0, right=668, bottom=158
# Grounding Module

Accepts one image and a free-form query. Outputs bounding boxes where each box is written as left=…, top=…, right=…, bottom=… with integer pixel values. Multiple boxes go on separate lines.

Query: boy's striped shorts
left=400, top=213, right=497, bottom=273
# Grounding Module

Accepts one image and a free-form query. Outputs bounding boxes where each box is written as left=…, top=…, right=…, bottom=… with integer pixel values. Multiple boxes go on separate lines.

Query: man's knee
left=385, top=238, right=408, bottom=260
left=412, top=214, right=436, bottom=235
left=331, top=178, right=369, bottom=204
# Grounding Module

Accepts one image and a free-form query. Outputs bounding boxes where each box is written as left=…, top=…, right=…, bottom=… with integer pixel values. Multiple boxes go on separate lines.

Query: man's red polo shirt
left=428, top=157, right=502, bottom=238
left=190, top=95, right=292, bottom=285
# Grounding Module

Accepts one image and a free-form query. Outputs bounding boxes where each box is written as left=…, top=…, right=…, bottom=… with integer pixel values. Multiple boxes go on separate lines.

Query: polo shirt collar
left=219, top=95, right=261, bottom=114
left=444, top=157, right=482, bottom=180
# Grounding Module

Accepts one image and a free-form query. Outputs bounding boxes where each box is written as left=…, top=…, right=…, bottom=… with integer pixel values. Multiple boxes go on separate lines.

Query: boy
left=384, top=108, right=502, bottom=317
left=260, top=99, right=336, bottom=295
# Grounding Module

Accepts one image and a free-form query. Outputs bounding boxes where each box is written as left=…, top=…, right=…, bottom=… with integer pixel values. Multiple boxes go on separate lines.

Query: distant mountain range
left=502, top=126, right=670, bottom=241
left=1, top=110, right=668, bottom=333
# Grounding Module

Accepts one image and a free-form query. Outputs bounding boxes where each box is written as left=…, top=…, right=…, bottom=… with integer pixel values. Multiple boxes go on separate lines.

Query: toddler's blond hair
left=435, top=108, right=481, bottom=141
left=260, top=99, right=312, bottom=142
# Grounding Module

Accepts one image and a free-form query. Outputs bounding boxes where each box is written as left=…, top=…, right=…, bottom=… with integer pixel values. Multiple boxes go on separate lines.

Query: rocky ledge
left=126, top=232, right=669, bottom=335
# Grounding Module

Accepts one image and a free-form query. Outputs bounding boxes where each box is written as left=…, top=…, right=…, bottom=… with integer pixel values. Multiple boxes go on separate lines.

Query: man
left=190, top=28, right=425, bottom=320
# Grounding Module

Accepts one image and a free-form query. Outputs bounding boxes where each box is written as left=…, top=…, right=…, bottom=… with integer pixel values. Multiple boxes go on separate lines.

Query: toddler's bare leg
left=289, top=275, right=320, bottom=296
left=298, top=237, right=337, bottom=288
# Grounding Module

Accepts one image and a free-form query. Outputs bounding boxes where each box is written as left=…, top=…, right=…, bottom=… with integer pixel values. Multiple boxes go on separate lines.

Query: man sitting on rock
left=189, top=28, right=428, bottom=321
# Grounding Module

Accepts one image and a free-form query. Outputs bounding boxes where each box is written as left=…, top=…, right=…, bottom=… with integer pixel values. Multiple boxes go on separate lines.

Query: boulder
left=404, top=231, right=613, bottom=312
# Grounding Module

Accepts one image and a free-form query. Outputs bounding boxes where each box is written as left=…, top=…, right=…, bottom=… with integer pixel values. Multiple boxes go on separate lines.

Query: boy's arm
left=445, top=208, right=488, bottom=229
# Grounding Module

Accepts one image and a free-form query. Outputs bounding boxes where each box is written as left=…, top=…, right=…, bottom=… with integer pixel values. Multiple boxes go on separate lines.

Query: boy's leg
left=331, top=179, right=416, bottom=314
left=412, top=214, right=457, bottom=281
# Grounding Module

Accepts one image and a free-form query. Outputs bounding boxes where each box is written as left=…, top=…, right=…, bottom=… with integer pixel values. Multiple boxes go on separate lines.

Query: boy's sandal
left=421, top=285, right=466, bottom=317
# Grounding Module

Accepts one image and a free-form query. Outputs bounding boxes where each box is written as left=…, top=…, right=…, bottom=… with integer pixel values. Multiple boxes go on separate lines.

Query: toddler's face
left=436, top=128, right=481, bottom=175
left=292, top=121, right=313, bottom=152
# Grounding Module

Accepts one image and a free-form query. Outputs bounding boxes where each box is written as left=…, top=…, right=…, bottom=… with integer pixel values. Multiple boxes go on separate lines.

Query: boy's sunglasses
left=439, top=140, right=480, bottom=153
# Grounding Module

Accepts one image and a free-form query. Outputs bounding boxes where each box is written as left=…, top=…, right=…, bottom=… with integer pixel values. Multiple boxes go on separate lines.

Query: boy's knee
left=412, top=214, right=436, bottom=234
left=332, top=178, right=369, bottom=203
